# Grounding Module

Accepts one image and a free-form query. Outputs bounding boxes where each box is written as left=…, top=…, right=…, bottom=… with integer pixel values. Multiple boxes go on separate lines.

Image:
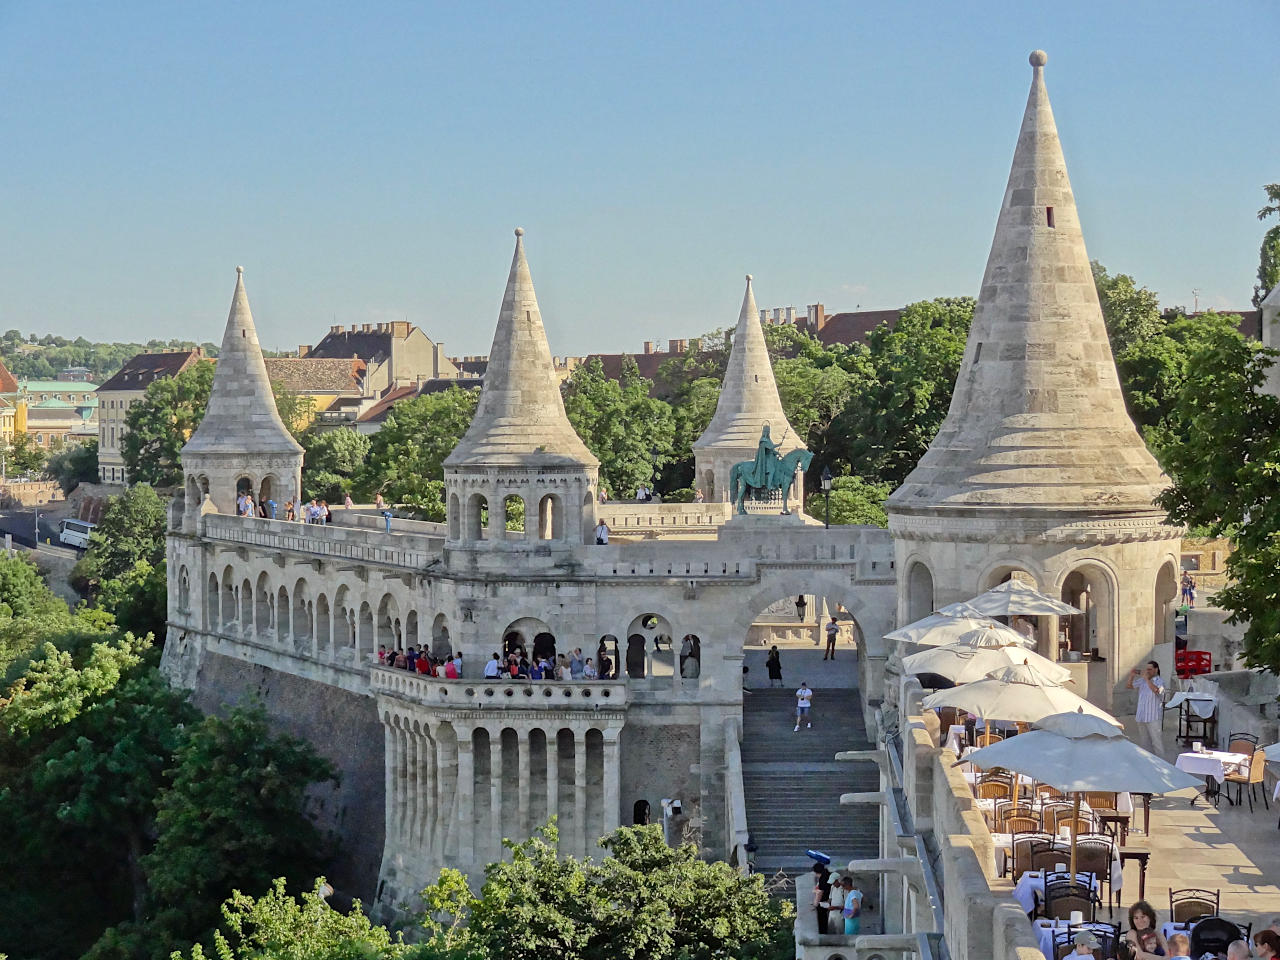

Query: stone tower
left=886, top=52, right=1182, bottom=707
left=181, top=267, right=303, bottom=528
left=693, top=275, right=806, bottom=506
left=443, top=229, right=599, bottom=546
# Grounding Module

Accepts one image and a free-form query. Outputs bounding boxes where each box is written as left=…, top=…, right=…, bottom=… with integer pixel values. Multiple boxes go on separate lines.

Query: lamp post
left=820, top=466, right=833, bottom=530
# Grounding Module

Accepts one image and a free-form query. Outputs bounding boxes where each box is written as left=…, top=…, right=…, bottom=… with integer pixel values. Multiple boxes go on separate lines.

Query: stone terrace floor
left=1116, top=717, right=1280, bottom=933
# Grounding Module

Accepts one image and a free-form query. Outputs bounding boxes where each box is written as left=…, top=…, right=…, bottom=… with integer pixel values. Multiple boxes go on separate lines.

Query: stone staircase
left=739, top=686, right=880, bottom=875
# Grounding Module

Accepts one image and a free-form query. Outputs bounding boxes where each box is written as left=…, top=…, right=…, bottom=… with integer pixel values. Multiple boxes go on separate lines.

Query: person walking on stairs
left=794, top=681, right=813, bottom=732
left=766, top=645, right=783, bottom=687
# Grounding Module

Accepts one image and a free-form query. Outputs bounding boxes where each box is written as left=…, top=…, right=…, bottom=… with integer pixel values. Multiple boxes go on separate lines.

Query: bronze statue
left=728, top=425, right=813, bottom=515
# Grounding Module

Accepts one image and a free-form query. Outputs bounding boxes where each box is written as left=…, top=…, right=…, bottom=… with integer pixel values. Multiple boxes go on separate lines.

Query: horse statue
left=728, top=425, right=814, bottom=515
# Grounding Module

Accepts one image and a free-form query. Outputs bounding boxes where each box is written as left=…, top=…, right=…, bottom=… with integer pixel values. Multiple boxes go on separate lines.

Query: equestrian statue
left=728, top=425, right=813, bottom=515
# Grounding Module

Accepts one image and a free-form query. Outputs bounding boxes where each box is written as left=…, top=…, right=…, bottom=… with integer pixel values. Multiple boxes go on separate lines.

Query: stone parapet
left=371, top=667, right=628, bottom=711
left=889, top=511, right=1182, bottom=545
left=203, top=514, right=442, bottom=570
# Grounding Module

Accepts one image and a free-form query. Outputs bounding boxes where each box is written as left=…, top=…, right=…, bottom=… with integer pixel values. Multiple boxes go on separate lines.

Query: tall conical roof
left=889, top=51, right=1166, bottom=517
left=183, top=267, right=303, bottom=456
left=445, top=229, right=597, bottom=468
left=694, top=275, right=802, bottom=454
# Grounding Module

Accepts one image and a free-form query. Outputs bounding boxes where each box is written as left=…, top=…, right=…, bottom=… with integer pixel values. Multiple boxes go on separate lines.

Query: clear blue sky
left=0, top=1, right=1275, bottom=355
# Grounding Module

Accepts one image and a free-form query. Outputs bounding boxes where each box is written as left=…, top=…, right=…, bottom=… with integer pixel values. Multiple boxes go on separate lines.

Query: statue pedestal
left=723, top=511, right=807, bottom=529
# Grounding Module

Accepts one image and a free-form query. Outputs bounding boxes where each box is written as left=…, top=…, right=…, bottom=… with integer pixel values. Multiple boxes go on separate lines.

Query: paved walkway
left=1118, top=717, right=1280, bottom=933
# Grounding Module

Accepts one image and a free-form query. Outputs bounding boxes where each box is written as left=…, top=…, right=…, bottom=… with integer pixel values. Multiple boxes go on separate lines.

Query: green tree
left=804, top=474, right=891, bottom=527
left=1091, top=261, right=1163, bottom=355
left=272, top=384, right=317, bottom=440
left=356, top=387, right=479, bottom=517
left=828, top=297, right=974, bottom=486
left=1254, top=183, right=1280, bottom=307
left=122, top=361, right=215, bottom=486
left=5, top=432, right=48, bottom=476
left=45, top=438, right=99, bottom=493
left=1155, top=329, right=1280, bottom=670
left=302, top=427, right=371, bottom=501
left=95, top=559, right=168, bottom=640
left=563, top=357, right=675, bottom=497
left=79, top=483, right=167, bottom=584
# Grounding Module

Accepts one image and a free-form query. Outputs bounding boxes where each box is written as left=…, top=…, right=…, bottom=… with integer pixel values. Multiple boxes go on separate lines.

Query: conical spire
left=445, top=229, right=597, bottom=468
left=889, top=51, right=1166, bottom=516
left=183, top=267, right=302, bottom=456
left=694, top=275, right=802, bottom=454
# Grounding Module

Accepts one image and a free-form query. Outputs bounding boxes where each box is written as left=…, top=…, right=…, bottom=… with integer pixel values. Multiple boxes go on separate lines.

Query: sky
left=0, top=1, right=1276, bottom=356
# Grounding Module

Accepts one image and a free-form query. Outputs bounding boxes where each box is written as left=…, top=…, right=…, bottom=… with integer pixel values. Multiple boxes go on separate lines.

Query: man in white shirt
left=794, top=682, right=813, bottom=732
left=1129, top=660, right=1166, bottom=756
left=484, top=653, right=501, bottom=679
left=595, top=520, right=610, bottom=545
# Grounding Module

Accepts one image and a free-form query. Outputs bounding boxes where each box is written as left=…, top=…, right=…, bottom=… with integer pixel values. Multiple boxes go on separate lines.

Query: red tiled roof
left=263, top=357, right=366, bottom=394
left=0, top=358, right=21, bottom=394
left=98, top=350, right=203, bottom=392
left=812, top=310, right=901, bottom=347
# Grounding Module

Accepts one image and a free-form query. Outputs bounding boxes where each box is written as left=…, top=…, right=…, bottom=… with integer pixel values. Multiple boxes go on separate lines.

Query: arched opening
left=626, top=612, right=674, bottom=680
left=315, top=593, right=331, bottom=656
left=504, top=494, right=524, bottom=538
left=625, top=634, right=646, bottom=679
left=532, top=630, right=557, bottom=666
left=405, top=610, right=419, bottom=652
left=378, top=594, right=401, bottom=651
left=334, top=586, right=354, bottom=659
left=255, top=572, right=272, bottom=635
left=1154, top=561, right=1178, bottom=648
left=220, top=565, right=236, bottom=627
left=1057, top=562, right=1117, bottom=699
left=207, top=573, right=219, bottom=628
left=581, top=492, right=595, bottom=545
left=538, top=493, right=563, bottom=540
left=702, top=468, right=715, bottom=502
left=585, top=728, right=605, bottom=841
left=596, top=635, right=620, bottom=680
left=528, top=729, right=549, bottom=827
left=292, top=578, right=311, bottom=646
left=235, top=476, right=255, bottom=516
left=472, top=727, right=493, bottom=860
left=502, top=617, right=551, bottom=661
left=447, top=493, right=461, bottom=540
left=906, top=561, right=934, bottom=623
left=177, top=566, right=190, bottom=614
left=358, top=602, right=375, bottom=661
left=632, top=798, right=651, bottom=825
left=276, top=586, right=289, bottom=643
left=466, top=493, right=488, bottom=541
left=680, top=634, right=701, bottom=679
left=239, top=578, right=252, bottom=634
left=432, top=613, right=451, bottom=661
left=259, top=475, right=276, bottom=515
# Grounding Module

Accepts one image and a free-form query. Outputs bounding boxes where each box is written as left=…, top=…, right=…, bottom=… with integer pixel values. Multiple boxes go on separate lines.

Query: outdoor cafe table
left=944, top=724, right=966, bottom=754
left=1175, top=750, right=1249, bottom=803
left=992, top=834, right=1121, bottom=890
left=1033, top=919, right=1121, bottom=960
left=1165, top=691, right=1217, bottom=717
left=1012, top=869, right=1100, bottom=915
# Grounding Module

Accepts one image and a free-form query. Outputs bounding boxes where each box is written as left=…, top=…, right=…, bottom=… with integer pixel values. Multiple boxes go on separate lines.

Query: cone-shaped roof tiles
left=183, top=267, right=303, bottom=457
left=445, top=230, right=597, bottom=468
left=889, top=52, right=1167, bottom=517
left=694, top=275, right=803, bottom=454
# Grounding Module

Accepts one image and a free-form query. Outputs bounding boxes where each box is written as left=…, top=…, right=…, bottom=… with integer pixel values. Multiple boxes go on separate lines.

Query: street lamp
left=820, top=466, right=833, bottom=530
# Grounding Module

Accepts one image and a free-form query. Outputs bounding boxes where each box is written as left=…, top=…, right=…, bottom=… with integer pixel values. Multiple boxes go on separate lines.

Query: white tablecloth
left=1033, top=920, right=1120, bottom=960
left=1175, top=750, right=1249, bottom=783
left=1011, top=870, right=1100, bottom=914
left=944, top=724, right=966, bottom=753
left=994, top=837, right=1121, bottom=890
left=1166, top=691, right=1217, bottom=717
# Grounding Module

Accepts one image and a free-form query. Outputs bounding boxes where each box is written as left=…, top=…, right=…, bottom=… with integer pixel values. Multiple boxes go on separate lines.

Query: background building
left=97, top=350, right=204, bottom=484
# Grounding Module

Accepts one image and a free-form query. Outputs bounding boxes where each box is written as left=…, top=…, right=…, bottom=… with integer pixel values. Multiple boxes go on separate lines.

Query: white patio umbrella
left=884, top=604, right=1006, bottom=646
left=1263, top=742, right=1280, bottom=762
left=951, top=623, right=1037, bottom=650
left=949, top=579, right=1082, bottom=618
left=961, top=711, right=1201, bottom=876
left=922, top=664, right=1119, bottom=726
left=903, top=641, right=1071, bottom=685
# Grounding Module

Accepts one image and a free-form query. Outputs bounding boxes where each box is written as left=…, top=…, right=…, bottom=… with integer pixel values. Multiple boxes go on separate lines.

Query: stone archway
left=1154, top=559, right=1179, bottom=648
left=905, top=559, right=934, bottom=624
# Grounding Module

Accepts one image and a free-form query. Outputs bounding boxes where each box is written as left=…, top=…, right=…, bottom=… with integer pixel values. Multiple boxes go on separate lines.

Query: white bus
left=58, top=518, right=95, bottom=549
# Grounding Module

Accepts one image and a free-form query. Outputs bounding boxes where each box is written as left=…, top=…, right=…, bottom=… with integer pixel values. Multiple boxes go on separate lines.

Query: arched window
left=538, top=493, right=563, bottom=540
left=906, top=561, right=934, bottom=624
left=447, top=494, right=461, bottom=540
left=466, top=493, right=488, bottom=541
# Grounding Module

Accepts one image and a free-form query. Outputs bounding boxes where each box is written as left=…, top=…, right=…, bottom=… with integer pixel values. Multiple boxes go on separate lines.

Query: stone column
left=546, top=727, right=560, bottom=842
left=383, top=718, right=397, bottom=847
left=518, top=728, right=531, bottom=838
left=602, top=729, right=621, bottom=836
left=489, top=725, right=503, bottom=863
left=573, top=726, right=587, bottom=857
left=397, top=725, right=410, bottom=843
left=309, top=601, right=318, bottom=659
left=457, top=730, right=474, bottom=865
left=422, top=727, right=437, bottom=854
left=406, top=727, right=420, bottom=846
left=434, top=722, right=455, bottom=861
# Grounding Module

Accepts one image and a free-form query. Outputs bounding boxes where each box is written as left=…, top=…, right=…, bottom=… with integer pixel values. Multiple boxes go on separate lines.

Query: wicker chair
left=1169, top=887, right=1219, bottom=923
left=977, top=730, right=1004, bottom=747
left=1005, top=814, right=1041, bottom=835
left=1072, top=835, right=1115, bottom=908
left=1224, top=750, right=1269, bottom=812
left=977, top=775, right=1012, bottom=800
left=1226, top=731, right=1259, bottom=756
left=1011, top=832, right=1054, bottom=877
left=1028, top=840, right=1064, bottom=874
left=1043, top=878, right=1097, bottom=921
left=1051, top=923, right=1119, bottom=960
left=1035, top=783, right=1064, bottom=801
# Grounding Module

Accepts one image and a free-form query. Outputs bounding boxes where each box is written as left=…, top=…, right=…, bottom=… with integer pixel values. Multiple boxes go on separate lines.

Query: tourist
left=1128, top=661, right=1166, bottom=756
left=598, top=487, right=608, bottom=503
left=393, top=648, right=408, bottom=670
left=405, top=646, right=418, bottom=672
left=1166, top=932, right=1190, bottom=957
left=1256, top=931, right=1280, bottom=960
left=1226, top=941, right=1252, bottom=960
left=583, top=657, right=598, bottom=679
left=811, top=862, right=832, bottom=935
left=415, top=651, right=431, bottom=675
left=344, top=492, right=354, bottom=508
left=485, top=653, right=501, bottom=678
left=826, top=874, right=845, bottom=933
left=766, top=645, right=783, bottom=687
left=794, top=681, right=813, bottom=732
left=824, top=616, right=839, bottom=660
left=840, top=876, right=862, bottom=936
left=556, top=655, right=572, bottom=681
left=285, top=499, right=295, bottom=521
left=507, top=654, right=519, bottom=678
left=595, top=519, right=610, bottom=545
left=452, top=651, right=463, bottom=678
left=1180, top=571, right=1194, bottom=606
left=530, top=657, right=544, bottom=680
left=599, top=654, right=612, bottom=680
left=694, top=488, right=705, bottom=503
left=377, top=644, right=387, bottom=666
left=321, top=499, right=332, bottom=524
left=1070, top=931, right=1100, bottom=955
left=570, top=647, right=585, bottom=679
left=517, top=655, right=530, bottom=679
left=375, top=493, right=386, bottom=511
left=635, top=483, right=649, bottom=502
left=444, top=654, right=459, bottom=679
left=1124, top=900, right=1168, bottom=959
left=244, top=494, right=256, bottom=517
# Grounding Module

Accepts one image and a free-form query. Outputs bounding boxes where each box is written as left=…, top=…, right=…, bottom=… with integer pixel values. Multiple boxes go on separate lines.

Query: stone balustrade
left=203, top=514, right=442, bottom=570
left=370, top=667, right=629, bottom=710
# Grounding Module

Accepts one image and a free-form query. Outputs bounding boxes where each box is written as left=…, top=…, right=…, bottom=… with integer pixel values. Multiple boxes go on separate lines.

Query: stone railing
left=1187, top=669, right=1280, bottom=745
left=723, top=718, right=751, bottom=877
left=370, top=667, right=628, bottom=710
left=203, top=514, right=442, bottom=571
left=597, top=501, right=733, bottom=535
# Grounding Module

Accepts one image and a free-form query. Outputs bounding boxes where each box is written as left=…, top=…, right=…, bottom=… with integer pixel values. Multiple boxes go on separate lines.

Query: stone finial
left=888, top=48, right=1165, bottom=517
left=1029, top=49, right=1048, bottom=67
left=444, top=231, right=597, bottom=468
left=236, top=265, right=244, bottom=275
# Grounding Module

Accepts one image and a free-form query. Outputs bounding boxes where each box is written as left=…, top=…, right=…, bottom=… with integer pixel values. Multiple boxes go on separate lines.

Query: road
left=0, top=507, right=72, bottom=550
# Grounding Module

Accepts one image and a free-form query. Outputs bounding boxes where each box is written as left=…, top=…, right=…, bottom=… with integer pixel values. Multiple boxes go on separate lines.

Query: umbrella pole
left=1069, top=793, right=1080, bottom=878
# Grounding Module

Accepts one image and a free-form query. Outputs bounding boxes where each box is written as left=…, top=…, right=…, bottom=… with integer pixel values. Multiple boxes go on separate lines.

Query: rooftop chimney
left=643, top=341, right=654, bottom=354
left=298, top=344, right=311, bottom=357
